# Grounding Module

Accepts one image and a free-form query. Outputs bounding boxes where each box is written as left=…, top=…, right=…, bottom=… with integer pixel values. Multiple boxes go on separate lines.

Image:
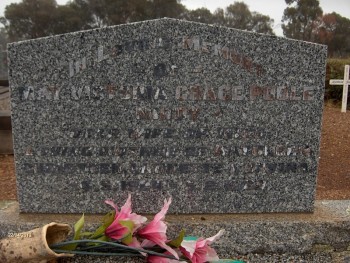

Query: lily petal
left=137, top=198, right=178, bottom=259
left=205, top=229, right=225, bottom=245
left=105, top=221, right=129, bottom=240
left=104, top=194, right=147, bottom=240
left=180, top=230, right=224, bottom=263
left=105, top=200, right=119, bottom=212
left=153, top=197, right=172, bottom=223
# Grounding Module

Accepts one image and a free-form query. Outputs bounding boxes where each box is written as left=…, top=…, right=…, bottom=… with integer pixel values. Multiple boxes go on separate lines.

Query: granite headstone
left=8, top=18, right=327, bottom=213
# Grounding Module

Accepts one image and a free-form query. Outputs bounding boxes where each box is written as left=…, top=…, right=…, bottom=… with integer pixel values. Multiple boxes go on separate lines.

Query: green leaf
left=167, top=229, right=185, bottom=248
left=120, top=220, right=134, bottom=245
left=90, top=211, right=115, bottom=239
left=119, top=220, right=134, bottom=232
left=80, top=231, right=94, bottom=237
left=60, top=214, right=85, bottom=250
left=73, top=214, right=85, bottom=240
left=121, top=232, right=133, bottom=245
left=97, top=235, right=109, bottom=242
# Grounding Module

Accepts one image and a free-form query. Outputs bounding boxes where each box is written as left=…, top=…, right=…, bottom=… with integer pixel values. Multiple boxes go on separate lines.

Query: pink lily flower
left=105, top=194, right=147, bottom=241
left=180, top=229, right=225, bottom=263
left=137, top=198, right=179, bottom=259
left=147, top=254, right=186, bottom=263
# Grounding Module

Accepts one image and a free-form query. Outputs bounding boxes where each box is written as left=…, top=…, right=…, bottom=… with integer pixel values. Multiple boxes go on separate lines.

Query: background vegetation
left=0, top=0, right=349, bottom=58
left=325, top=58, right=350, bottom=104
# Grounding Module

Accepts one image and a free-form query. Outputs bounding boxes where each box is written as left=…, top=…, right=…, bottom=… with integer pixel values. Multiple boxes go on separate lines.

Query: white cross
left=329, top=65, right=350, bottom=113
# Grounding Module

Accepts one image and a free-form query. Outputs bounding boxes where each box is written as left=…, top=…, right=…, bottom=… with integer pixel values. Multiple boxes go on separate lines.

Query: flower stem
left=51, top=239, right=178, bottom=259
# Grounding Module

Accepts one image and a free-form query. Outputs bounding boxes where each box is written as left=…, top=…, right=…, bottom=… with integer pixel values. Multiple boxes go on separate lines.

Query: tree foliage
left=0, top=28, right=8, bottom=51
left=282, top=0, right=350, bottom=57
left=150, top=0, right=186, bottom=19
left=182, top=2, right=274, bottom=35
left=181, top=8, right=214, bottom=24
left=0, top=0, right=348, bottom=59
left=227, top=2, right=274, bottom=34
left=54, top=2, right=93, bottom=34
left=2, top=0, right=58, bottom=40
left=282, top=0, right=323, bottom=41
left=70, top=0, right=185, bottom=27
left=86, top=0, right=149, bottom=26
left=225, top=2, right=252, bottom=29
left=1, top=0, right=93, bottom=41
left=1, top=0, right=274, bottom=41
left=313, top=13, right=350, bottom=57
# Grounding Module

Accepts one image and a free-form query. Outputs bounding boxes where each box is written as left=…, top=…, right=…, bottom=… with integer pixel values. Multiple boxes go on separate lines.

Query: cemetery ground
left=0, top=104, right=349, bottom=201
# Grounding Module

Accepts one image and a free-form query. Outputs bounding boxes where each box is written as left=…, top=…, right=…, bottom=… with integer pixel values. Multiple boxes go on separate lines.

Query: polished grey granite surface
left=8, top=18, right=327, bottom=213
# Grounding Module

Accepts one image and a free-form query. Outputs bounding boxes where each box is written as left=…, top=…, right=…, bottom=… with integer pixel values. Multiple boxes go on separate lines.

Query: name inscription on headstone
left=9, top=19, right=327, bottom=213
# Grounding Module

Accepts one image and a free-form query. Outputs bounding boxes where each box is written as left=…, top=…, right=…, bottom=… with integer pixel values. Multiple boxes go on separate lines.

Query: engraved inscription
left=182, top=36, right=264, bottom=75
left=13, top=31, right=323, bottom=200
left=66, top=129, right=120, bottom=139
left=136, top=107, right=201, bottom=121
left=250, top=86, right=314, bottom=101
left=69, top=57, right=86, bottom=77
left=22, top=161, right=309, bottom=176
left=18, top=84, right=315, bottom=101
left=36, top=145, right=312, bottom=158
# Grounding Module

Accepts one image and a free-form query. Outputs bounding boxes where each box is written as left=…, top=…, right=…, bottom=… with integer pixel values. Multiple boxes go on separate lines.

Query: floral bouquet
left=50, top=194, right=243, bottom=263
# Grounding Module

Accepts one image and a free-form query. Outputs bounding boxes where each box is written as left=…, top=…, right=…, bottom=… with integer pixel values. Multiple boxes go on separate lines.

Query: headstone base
left=1, top=200, right=349, bottom=262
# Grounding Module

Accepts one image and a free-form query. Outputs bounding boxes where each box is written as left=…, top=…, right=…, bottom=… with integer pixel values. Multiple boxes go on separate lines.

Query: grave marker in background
left=8, top=19, right=327, bottom=213
left=329, top=64, right=350, bottom=113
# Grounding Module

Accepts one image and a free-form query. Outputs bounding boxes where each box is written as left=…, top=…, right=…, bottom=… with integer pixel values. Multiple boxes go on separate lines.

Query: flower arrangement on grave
left=48, top=194, right=243, bottom=263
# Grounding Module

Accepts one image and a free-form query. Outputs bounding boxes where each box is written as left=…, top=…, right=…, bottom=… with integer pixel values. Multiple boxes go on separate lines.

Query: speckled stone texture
left=58, top=253, right=334, bottom=263
left=8, top=18, right=327, bottom=213
left=0, top=201, right=349, bottom=262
